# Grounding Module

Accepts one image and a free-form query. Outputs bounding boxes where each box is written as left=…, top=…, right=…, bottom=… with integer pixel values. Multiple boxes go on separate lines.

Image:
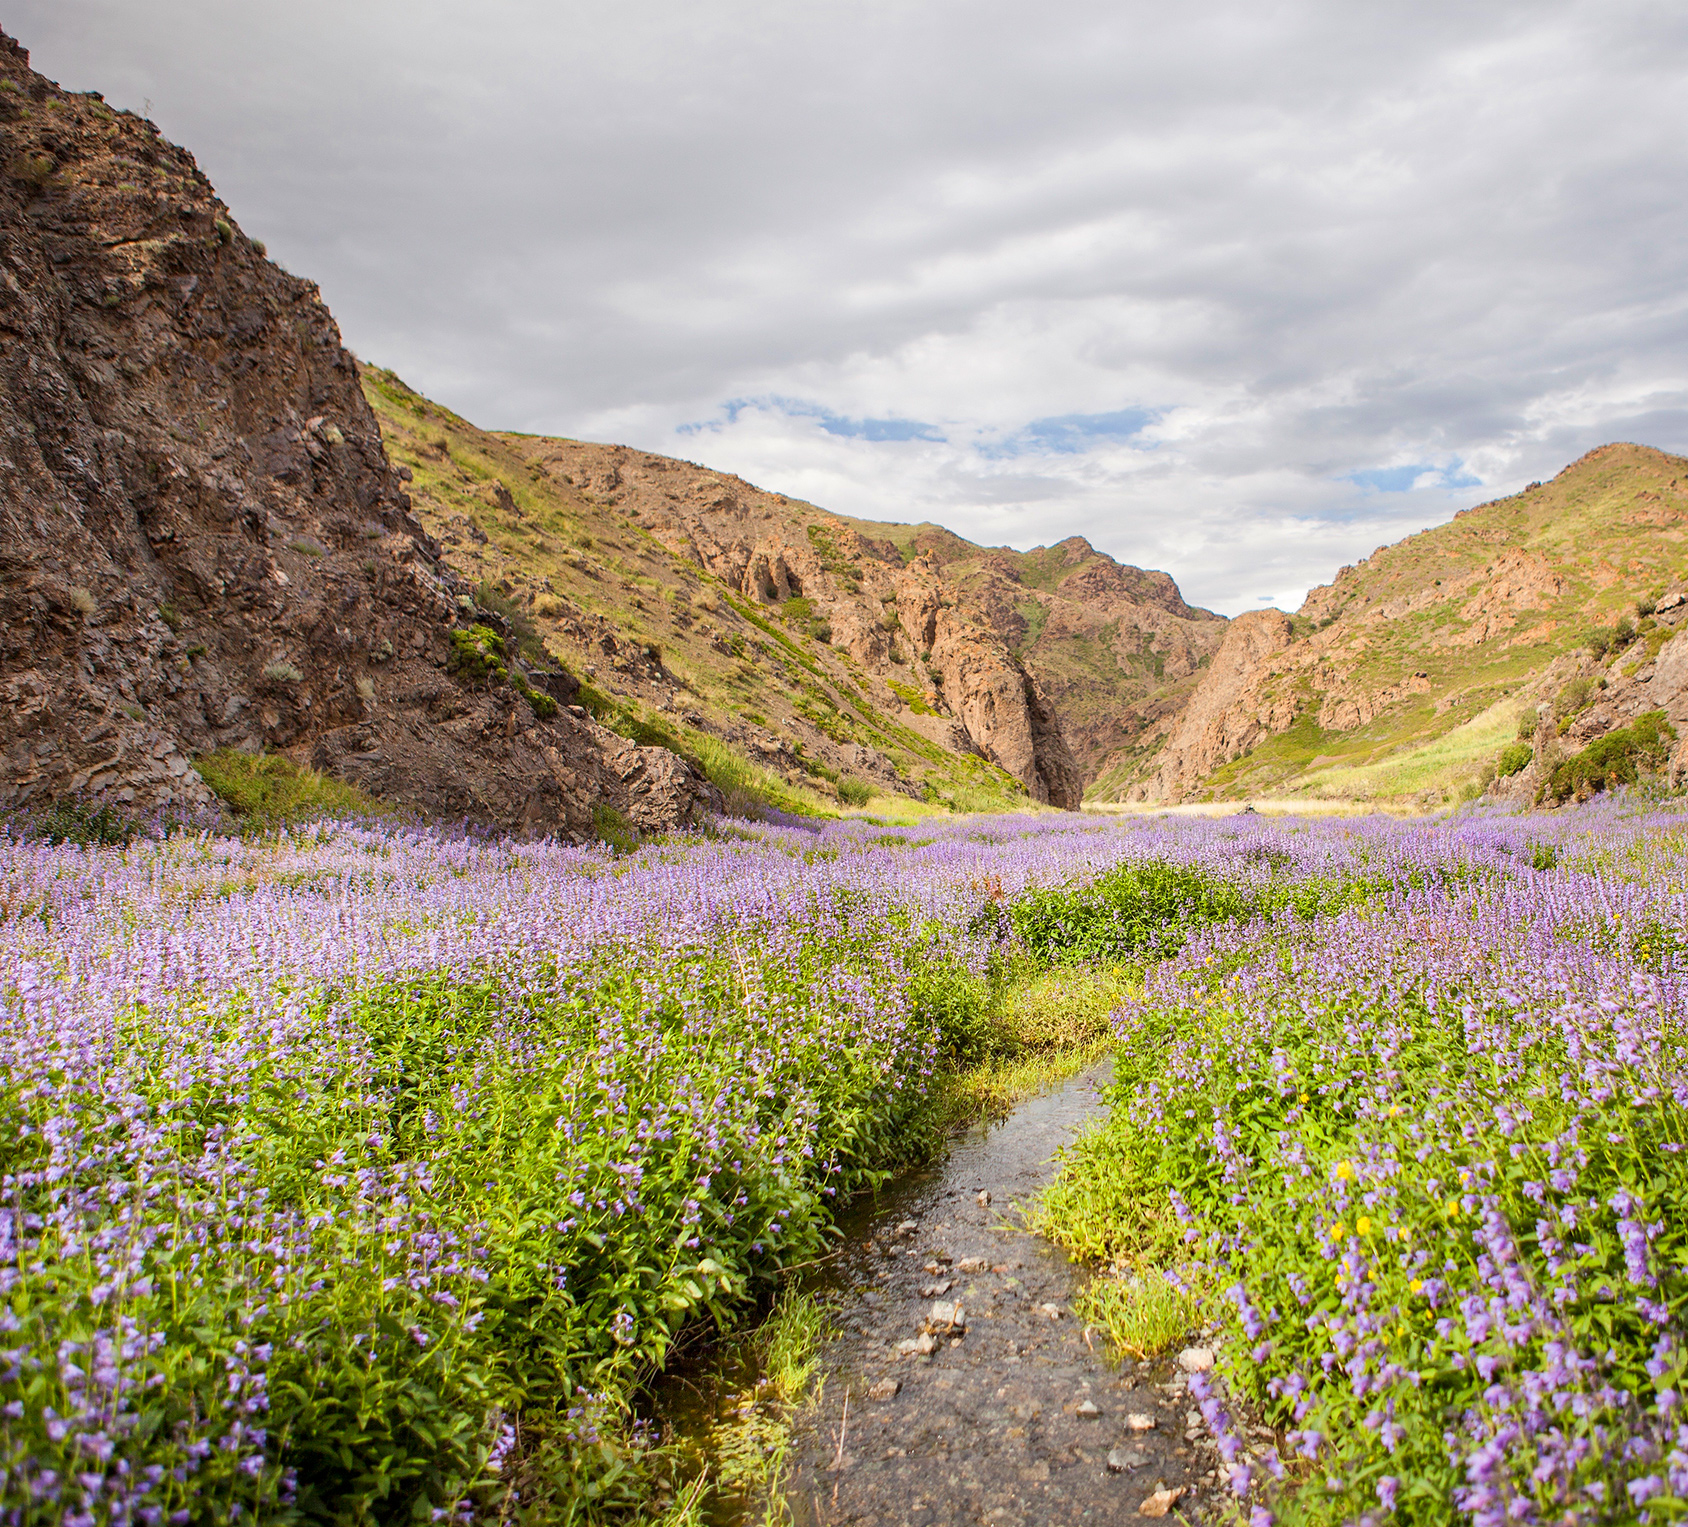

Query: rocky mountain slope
left=828, top=521, right=1228, bottom=779
left=1114, top=443, right=1688, bottom=804
left=359, top=378, right=1070, bottom=810
left=359, top=364, right=1231, bottom=812
left=0, top=30, right=714, bottom=836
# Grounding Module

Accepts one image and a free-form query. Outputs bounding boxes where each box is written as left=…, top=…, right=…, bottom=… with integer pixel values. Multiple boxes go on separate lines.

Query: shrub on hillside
left=1496, top=740, right=1533, bottom=777
left=1553, top=676, right=1594, bottom=721
left=1539, top=708, right=1676, bottom=804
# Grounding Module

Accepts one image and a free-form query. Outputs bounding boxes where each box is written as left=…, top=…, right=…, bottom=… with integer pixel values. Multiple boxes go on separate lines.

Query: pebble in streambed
left=786, top=1064, right=1215, bottom=1526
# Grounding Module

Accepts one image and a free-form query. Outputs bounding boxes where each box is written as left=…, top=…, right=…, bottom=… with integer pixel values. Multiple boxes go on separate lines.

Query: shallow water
left=657, top=1061, right=1216, bottom=1525
left=784, top=1060, right=1212, bottom=1525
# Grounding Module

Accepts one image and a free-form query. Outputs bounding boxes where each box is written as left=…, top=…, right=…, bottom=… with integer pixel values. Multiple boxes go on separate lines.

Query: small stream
left=654, top=1062, right=1216, bottom=1525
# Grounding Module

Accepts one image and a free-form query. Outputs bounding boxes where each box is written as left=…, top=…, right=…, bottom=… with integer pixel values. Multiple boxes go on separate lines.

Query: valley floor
left=2, top=798, right=1685, bottom=1525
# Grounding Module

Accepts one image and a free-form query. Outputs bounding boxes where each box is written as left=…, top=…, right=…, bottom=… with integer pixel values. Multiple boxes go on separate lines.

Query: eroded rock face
left=509, top=439, right=1087, bottom=806
left=1134, top=612, right=1295, bottom=801
left=0, top=33, right=714, bottom=835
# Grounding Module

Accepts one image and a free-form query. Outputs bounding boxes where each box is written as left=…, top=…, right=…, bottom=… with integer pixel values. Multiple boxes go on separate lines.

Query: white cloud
left=16, top=0, right=1688, bottom=613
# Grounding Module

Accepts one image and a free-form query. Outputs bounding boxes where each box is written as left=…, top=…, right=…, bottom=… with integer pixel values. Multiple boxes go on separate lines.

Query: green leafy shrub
left=1496, top=740, right=1532, bottom=777
left=21, top=796, right=144, bottom=847
left=906, top=958, right=994, bottom=1064
left=1539, top=709, right=1676, bottom=804
left=448, top=624, right=510, bottom=684
left=450, top=625, right=562, bottom=718
left=1006, top=858, right=1389, bottom=966
left=1553, top=676, right=1593, bottom=720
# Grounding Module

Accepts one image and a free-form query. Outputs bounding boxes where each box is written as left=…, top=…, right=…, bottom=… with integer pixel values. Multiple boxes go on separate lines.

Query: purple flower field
left=2, top=800, right=1684, bottom=1523
left=1044, top=799, right=1688, bottom=1525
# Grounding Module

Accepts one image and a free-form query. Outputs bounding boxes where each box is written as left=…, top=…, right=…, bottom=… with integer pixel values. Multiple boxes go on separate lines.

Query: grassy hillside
left=359, top=366, right=1037, bottom=820
left=1138, top=443, right=1688, bottom=806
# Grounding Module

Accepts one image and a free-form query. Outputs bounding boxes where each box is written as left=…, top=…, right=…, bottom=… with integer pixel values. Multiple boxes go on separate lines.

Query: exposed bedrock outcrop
left=524, top=439, right=1088, bottom=806
left=0, top=31, right=714, bottom=834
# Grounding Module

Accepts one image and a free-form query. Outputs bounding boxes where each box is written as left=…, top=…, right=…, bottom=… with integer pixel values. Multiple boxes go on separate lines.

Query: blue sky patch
left=680, top=396, right=945, bottom=443
left=1348, top=460, right=1482, bottom=493
left=980, top=406, right=1159, bottom=459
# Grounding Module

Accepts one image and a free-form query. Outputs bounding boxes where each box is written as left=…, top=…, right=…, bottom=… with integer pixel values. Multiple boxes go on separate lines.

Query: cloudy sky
left=19, top=1, right=1688, bottom=613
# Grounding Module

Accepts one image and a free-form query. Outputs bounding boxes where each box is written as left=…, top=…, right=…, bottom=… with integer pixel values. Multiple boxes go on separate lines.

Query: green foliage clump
left=448, top=624, right=510, bottom=684
left=779, top=594, right=832, bottom=644
left=1540, top=709, right=1676, bottom=804
left=837, top=778, right=873, bottom=807
left=448, top=624, right=558, bottom=718
left=194, top=749, right=392, bottom=828
left=906, top=958, right=994, bottom=1064
left=1553, top=676, right=1594, bottom=721
left=888, top=679, right=934, bottom=715
left=1006, top=858, right=1388, bottom=966
left=1496, top=740, right=1533, bottom=777
left=17, top=796, right=144, bottom=847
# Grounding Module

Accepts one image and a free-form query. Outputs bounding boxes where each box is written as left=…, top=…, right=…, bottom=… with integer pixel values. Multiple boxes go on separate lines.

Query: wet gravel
left=785, top=1063, right=1213, bottom=1525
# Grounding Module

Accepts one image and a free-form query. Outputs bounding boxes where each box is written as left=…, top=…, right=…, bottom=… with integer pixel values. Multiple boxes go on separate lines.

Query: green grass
left=1073, top=1267, right=1204, bottom=1360
left=1291, top=696, right=1527, bottom=802
left=194, top=750, right=395, bottom=827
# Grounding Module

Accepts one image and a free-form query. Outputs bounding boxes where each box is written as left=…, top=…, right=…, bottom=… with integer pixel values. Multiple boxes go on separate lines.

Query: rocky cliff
left=489, top=435, right=1090, bottom=807
left=914, top=534, right=1227, bottom=781
left=0, top=31, right=714, bottom=835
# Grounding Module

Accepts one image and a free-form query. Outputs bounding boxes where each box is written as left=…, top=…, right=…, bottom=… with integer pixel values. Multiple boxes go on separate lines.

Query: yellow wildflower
left=1334, top=1161, right=1355, bottom=1182
left=1357, top=1216, right=1372, bottom=1235
left=1409, top=1278, right=1424, bottom=1293
left=1330, top=1221, right=1346, bottom=1242
left=1446, top=1198, right=1461, bottom=1218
